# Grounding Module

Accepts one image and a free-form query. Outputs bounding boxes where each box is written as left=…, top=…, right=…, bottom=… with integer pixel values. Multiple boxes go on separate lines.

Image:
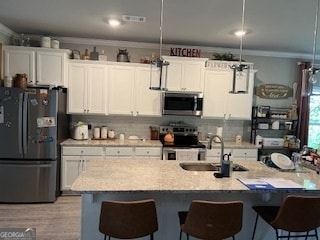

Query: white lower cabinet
left=135, top=147, right=162, bottom=159
left=206, top=148, right=257, bottom=161
left=61, top=146, right=104, bottom=191
left=61, top=146, right=162, bottom=191
left=105, top=147, right=162, bottom=159
left=105, top=147, right=134, bottom=158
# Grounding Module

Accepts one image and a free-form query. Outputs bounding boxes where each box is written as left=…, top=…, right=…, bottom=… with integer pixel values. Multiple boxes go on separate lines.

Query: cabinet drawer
left=206, top=148, right=232, bottom=157
left=62, top=147, right=104, bottom=156
left=106, top=147, right=134, bottom=156
left=232, top=149, right=257, bottom=158
left=135, top=147, right=162, bottom=156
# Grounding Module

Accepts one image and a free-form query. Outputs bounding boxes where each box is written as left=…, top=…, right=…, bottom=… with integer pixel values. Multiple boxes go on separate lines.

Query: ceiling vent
left=122, top=15, right=146, bottom=23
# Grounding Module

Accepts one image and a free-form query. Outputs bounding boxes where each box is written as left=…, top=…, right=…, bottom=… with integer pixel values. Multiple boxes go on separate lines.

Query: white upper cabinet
left=108, top=64, right=161, bottom=116
left=3, top=46, right=69, bottom=87
left=135, top=67, right=161, bottom=116
left=203, top=65, right=256, bottom=120
left=36, top=51, right=67, bottom=86
left=68, top=61, right=107, bottom=115
left=162, top=56, right=207, bottom=92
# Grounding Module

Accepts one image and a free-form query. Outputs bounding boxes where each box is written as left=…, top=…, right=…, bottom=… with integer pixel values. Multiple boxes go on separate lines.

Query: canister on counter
left=101, top=126, right=108, bottom=139
left=4, top=76, right=13, bottom=87
left=93, top=127, right=100, bottom=139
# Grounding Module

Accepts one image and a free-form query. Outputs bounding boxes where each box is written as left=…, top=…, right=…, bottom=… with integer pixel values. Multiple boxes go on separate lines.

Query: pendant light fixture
left=230, top=0, right=249, bottom=94
left=307, top=0, right=320, bottom=95
left=149, top=0, right=169, bottom=91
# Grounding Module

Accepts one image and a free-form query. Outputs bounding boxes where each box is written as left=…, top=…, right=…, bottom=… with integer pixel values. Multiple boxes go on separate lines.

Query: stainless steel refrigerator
left=0, top=87, right=69, bottom=203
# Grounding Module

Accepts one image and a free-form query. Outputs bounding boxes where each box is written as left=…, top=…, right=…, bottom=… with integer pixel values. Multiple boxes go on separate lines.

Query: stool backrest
left=99, top=199, right=158, bottom=239
left=271, top=195, right=320, bottom=232
left=183, top=200, right=243, bottom=240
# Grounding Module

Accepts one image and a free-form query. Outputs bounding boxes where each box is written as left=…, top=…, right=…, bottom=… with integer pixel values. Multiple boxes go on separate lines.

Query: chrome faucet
left=207, top=135, right=230, bottom=177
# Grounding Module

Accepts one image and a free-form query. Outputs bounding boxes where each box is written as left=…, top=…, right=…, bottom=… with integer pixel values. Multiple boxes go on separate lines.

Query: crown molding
left=52, top=36, right=316, bottom=60
left=2, top=31, right=315, bottom=60
left=0, top=23, right=16, bottom=37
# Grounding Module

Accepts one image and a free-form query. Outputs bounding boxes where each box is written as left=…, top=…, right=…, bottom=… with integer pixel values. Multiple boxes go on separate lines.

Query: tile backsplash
left=71, top=115, right=251, bottom=142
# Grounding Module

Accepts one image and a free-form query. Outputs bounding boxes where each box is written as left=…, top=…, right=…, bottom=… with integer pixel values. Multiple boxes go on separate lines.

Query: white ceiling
left=0, top=0, right=319, bottom=55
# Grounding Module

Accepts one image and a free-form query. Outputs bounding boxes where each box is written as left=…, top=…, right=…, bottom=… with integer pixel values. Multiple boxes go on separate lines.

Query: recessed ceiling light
left=234, top=30, right=246, bottom=37
left=108, top=19, right=121, bottom=27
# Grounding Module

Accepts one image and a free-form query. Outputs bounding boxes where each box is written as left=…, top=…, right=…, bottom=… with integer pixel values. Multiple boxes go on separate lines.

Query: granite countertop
left=61, top=138, right=162, bottom=147
left=71, top=159, right=320, bottom=193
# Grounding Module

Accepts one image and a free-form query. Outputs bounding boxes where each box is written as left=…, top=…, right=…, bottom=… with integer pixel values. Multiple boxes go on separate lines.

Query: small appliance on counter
left=72, top=122, right=89, bottom=140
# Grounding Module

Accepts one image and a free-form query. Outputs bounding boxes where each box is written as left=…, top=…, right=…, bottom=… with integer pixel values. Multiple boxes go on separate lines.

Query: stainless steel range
left=160, top=123, right=206, bottom=160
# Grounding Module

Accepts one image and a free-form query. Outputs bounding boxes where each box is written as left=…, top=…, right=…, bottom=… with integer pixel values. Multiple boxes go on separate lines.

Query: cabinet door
left=36, top=51, right=66, bottom=86
left=165, top=60, right=183, bottom=91
left=87, top=65, right=107, bottom=114
left=3, top=47, right=35, bottom=83
left=182, top=61, right=205, bottom=91
left=163, top=57, right=206, bottom=92
left=227, top=72, right=254, bottom=120
left=203, top=69, right=254, bottom=120
left=68, top=63, right=107, bottom=115
left=203, top=70, right=229, bottom=118
left=108, top=65, right=135, bottom=115
left=68, top=63, right=87, bottom=114
left=61, top=156, right=82, bottom=190
left=135, top=67, right=161, bottom=116
left=61, top=156, right=101, bottom=190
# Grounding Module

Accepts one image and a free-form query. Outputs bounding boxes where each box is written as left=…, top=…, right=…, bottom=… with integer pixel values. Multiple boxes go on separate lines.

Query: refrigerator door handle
left=22, top=92, right=28, bottom=155
left=18, top=93, right=24, bottom=155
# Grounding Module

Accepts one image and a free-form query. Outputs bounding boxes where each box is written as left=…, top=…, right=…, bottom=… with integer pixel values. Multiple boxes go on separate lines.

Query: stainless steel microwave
left=162, top=92, right=203, bottom=116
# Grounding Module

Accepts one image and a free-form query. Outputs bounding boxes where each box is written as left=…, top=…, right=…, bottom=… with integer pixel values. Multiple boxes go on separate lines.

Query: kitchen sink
left=179, top=162, right=248, bottom=172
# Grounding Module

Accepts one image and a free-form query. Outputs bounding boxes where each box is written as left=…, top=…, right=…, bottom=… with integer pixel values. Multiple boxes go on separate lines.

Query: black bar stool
left=99, top=199, right=158, bottom=240
left=251, top=195, right=320, bottom=240
left=179, top=200, right=243, bottom=240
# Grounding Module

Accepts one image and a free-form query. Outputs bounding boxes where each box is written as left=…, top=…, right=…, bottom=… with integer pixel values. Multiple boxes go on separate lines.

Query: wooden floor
left=0, top=195, right=81, bottom=240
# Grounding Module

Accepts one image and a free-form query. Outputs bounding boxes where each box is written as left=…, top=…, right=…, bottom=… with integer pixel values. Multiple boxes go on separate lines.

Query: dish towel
left=175, top=149, right=199, bottom=161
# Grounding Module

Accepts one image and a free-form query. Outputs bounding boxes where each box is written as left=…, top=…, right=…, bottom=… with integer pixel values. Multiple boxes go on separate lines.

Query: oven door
left=162, top=148, right=206, bottom=160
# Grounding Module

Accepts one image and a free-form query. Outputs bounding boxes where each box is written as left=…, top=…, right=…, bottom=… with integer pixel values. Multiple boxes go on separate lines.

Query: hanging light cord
left=159, top=0, right=164, bottom=59
left=312, top=0, right=320, bottom=70
left=239, top=0, right=246, bottom=66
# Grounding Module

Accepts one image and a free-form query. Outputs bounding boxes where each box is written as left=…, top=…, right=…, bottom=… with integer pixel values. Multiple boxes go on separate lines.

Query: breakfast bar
left=72, top=159, right=320, bottom=240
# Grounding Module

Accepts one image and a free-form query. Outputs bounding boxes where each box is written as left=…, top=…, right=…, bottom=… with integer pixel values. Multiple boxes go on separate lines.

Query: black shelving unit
left=250, top=106, right=299, bottom=159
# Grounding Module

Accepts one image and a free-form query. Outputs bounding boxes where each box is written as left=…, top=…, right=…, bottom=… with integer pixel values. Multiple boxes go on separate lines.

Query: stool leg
left=251, top=213, right=259, bottom=240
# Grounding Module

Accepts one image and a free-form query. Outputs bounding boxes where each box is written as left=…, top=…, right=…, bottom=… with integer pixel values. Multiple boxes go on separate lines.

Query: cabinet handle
left=117, top=151, right=120, bottom=154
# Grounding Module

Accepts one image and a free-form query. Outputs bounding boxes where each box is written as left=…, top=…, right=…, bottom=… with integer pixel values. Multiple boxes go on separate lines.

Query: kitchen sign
left=255, top=84, right=292, bottom=99
left=170, top=47, right=201, bottom=57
